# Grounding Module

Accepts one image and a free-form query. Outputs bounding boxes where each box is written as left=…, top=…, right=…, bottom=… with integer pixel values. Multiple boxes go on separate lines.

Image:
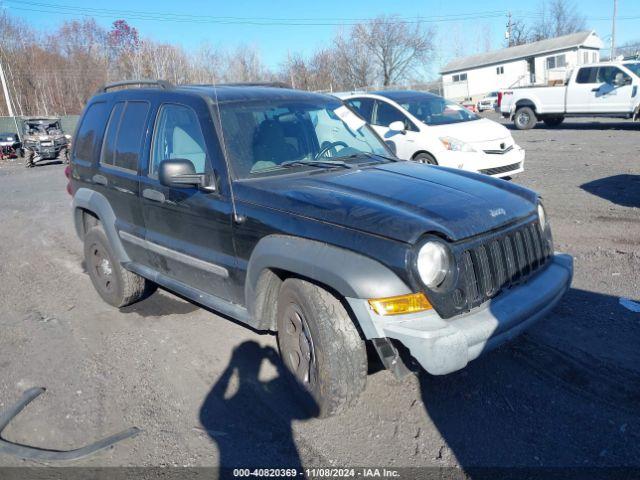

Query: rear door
left=590, top=66, right=634, bottom=113
left=95, top=100, right=151, bottom=263
left=566, top=67, right=597, bottom=113
left=140, top=98, right=236, bottom=301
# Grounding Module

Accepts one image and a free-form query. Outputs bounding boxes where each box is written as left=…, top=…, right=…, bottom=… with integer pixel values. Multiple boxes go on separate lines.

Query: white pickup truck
left=500, top=61, right=640, bottom=129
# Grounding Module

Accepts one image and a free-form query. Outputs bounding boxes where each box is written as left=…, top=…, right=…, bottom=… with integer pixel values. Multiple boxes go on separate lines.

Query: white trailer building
left=441, top=31, right=603, bottom=101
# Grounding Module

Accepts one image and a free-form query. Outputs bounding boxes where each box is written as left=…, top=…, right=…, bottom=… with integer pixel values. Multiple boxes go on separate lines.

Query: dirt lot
left=0, top=116, right=639, bottom=475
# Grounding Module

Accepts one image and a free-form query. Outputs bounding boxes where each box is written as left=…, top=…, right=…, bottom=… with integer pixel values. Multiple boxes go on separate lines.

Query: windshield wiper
left=279, top=159, right=353, bottom=169
left=339, top=152, right=400, bottom=163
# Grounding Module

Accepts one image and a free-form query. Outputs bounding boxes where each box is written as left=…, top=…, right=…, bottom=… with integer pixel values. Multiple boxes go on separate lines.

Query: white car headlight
left=417, top=241, right=450, bottom=288
left=439, top=136, right=476, bottom=153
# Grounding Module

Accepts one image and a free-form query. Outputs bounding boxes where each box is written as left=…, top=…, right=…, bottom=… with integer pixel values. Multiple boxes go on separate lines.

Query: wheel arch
left=411, top=150, right=437, bottom=162
left=72, top=187, right=130, bottom=264
left=514, top=99, right=539, bottom=114
left=245, top=235, right=412, bottom=334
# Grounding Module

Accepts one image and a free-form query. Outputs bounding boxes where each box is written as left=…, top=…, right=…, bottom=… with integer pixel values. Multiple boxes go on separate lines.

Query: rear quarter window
left=73, top=102, right=109, bottom=162
left=576, top=67, right=597, bottom=84
left=100, top=101, right=150, bottom=172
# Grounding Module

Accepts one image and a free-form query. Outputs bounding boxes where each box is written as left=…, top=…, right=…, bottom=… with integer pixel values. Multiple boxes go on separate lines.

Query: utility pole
left=0, top=56, right=14, bottom=117
left=505, top=12, right=513, bottom=47
left=611, top=0, right=617, bottom=59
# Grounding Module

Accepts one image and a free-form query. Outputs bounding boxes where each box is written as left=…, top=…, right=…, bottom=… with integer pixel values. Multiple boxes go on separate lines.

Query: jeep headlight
left=537, top=203, right=546, bottom=231
left=416, top=240, right=451, bottom=288
left=439, top=136, right=476, bottom=153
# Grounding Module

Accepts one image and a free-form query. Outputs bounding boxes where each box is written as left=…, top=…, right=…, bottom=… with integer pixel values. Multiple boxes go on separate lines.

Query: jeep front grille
left=456, top=221, right=551, bottom=312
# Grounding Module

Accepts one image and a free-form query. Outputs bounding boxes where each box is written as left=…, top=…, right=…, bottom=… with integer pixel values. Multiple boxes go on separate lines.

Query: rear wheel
left=276, top=278, right=367, bottom=417
left=413, top=152, right=438, bottom=165
left=514, top=107, right=537, bottom=130
left=543, top=116, right=564, bottom=127
left=84, top=226, right=156, bottom=308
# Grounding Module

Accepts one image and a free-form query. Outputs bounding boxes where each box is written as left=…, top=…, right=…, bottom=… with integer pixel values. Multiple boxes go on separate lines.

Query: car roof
left=339, top=90, right=442, bottom=103
left=95, top=84, right=339, bottom=106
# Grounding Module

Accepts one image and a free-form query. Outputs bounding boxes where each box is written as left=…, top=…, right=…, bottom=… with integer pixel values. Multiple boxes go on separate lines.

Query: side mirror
left=388, top=120, right=406, bottom=133
left=158, top=159, right=215, bottom=191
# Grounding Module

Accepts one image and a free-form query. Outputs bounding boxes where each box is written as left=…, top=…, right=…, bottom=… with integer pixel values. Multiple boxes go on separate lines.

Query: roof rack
left=96, top=79, right=174, bottom=94
left=183, top=81, right=291, bottom=89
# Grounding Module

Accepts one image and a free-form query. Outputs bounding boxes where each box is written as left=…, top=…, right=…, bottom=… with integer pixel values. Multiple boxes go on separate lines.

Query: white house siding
left=441, top=31, right=603, bottom=102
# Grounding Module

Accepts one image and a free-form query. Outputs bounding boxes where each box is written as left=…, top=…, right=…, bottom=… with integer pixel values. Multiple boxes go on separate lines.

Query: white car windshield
left=395, top=95, right=480, bottom=126
left=219, top=100, right=391, bottom=178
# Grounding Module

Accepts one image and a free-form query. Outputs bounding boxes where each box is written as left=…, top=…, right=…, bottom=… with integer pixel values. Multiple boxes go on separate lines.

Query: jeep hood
left=237, top=162, right=538, bottom=244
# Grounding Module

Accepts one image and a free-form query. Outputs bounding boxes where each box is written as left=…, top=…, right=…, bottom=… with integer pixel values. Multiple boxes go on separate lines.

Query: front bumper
left=436, top=145, right=525, bottom=178
left=347, top=253, right=573, bottom=375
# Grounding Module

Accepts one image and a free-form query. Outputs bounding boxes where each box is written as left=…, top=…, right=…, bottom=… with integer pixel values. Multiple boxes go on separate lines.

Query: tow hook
left=0, top=387, right=140, bottom=461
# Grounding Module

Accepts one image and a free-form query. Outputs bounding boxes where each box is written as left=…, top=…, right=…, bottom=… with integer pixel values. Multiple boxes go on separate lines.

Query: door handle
left=92, top=174, right=107, bottom=186
left=591, top=88, right=600, bottom=92
left=142, top=188, right=165, bottom=203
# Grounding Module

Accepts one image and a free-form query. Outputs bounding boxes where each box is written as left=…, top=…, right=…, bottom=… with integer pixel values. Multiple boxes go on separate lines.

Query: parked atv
left=22, top=117, right=70, bottom=168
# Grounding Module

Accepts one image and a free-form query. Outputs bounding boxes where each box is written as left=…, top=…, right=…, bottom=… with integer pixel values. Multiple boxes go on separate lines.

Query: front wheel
left=59, top=147, right=70, bottom=164
left=276, top=278, right=367, bottom=417
left=514, top=107, right=537, bottom=130
left=413, top=152, right=438, bottom=165
left=24, top=149, right=35, bottom=168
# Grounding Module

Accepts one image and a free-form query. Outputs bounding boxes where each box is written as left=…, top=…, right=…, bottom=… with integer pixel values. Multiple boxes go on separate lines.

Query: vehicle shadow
left=580, top=174, right=640, bottom=208
left=415, top=287, right=640, bottom=474
left=199, top=341, right=319, bottom=471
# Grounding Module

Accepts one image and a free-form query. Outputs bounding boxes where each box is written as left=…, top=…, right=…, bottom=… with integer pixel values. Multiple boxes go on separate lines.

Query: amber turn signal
left=368, top=293, right=432, bottom=316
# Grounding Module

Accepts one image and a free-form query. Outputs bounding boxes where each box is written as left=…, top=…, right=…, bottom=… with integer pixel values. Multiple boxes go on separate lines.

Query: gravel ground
left=0, top=116, right=639, bottom=476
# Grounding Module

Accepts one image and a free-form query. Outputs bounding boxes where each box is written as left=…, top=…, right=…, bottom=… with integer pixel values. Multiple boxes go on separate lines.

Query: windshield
left=219, top=99, right=391, bottom=178
left=395, top=94, right=480, bottom=126
left=624, top=62, right=640, bottom=77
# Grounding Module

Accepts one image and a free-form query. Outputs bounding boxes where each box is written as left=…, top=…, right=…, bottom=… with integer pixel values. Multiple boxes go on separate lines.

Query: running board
left=124, top=262, right=252, bottom=325
left=0, top=387, right=140, bottom=461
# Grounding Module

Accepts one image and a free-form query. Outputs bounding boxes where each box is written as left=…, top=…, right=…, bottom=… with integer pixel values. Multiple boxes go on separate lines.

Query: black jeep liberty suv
left=68, top=80, right=573, bottom=417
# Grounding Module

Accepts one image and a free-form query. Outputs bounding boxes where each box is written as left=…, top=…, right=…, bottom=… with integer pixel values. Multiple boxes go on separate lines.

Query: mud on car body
left=69, top=80, right=573, bottom=417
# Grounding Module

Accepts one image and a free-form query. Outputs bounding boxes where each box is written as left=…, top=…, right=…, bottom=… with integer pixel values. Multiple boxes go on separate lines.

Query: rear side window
left=346, top=98, right=374, bottom=123
left=74, top=102, right=108, bottom=162
left=100, top=101, right=150, bottom=171
left=576, top=67, right=597, bottom=84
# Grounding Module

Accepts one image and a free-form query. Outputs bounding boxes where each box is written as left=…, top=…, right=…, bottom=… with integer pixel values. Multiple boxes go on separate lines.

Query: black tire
left=276, top=278, right=367, bottom=417
left=84, top=226, right=156, bottom=308
left=513, top=106, right=537, bottom=130
left=542, top=116, right=564, bottom=127
left=25, top=149, right=35, bottom=168
left=59, top=146, right=70, bottom=164
left=413, top=152, right=438, bottom=165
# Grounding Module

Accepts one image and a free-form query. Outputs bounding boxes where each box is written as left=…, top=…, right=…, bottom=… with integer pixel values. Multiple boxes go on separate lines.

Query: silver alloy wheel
left=91, top=244, right=114, bottom=294
left=517, top=111, right=531, bottom=128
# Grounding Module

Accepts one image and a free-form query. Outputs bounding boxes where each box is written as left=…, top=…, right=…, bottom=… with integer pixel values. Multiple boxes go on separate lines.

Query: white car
left=477, top=91, right=499, bottom=111
left=338, top=91, right=525, bottom=178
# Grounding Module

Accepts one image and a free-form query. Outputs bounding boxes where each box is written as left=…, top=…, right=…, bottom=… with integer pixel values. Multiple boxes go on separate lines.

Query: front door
left=140, top=100, right=236, bottom=301
left=589, top=66, right=634, bottom=113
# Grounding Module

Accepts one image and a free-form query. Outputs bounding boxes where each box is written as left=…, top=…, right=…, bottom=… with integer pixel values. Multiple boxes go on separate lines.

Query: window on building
left=592, top=51, right=598, bottom=63
left=452, top=73, right=467, bottom=83
left=496, top=66, right=504, bottom=75
left=546, top=54, right=567, bottom=70
left=582, top=51, right=590, bottom=64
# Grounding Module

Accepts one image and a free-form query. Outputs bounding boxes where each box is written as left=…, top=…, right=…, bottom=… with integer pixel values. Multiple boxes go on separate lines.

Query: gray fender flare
left=245, top=235, right=411, bottom=331
left=72, top=187, right=130, bottom=263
